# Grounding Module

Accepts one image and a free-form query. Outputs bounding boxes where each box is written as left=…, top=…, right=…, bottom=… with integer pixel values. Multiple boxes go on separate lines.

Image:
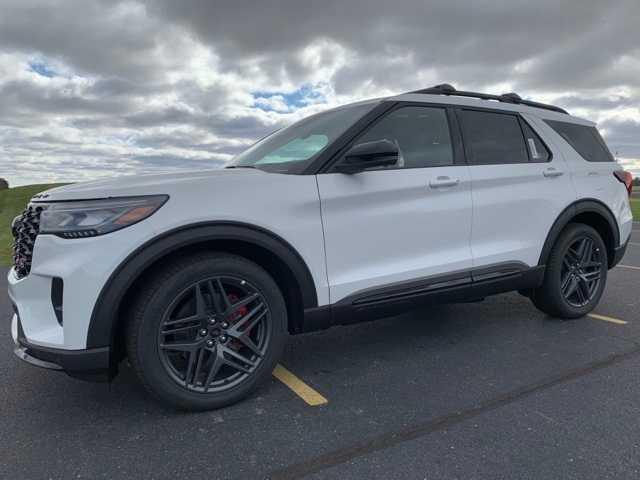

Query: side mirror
left=334, top=139, right=399, bottom=174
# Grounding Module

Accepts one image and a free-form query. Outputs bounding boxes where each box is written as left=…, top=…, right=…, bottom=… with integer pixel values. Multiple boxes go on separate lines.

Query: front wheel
left=126, top=253, right=288, bottom=411
left=532, top=223, right=608, bottom=319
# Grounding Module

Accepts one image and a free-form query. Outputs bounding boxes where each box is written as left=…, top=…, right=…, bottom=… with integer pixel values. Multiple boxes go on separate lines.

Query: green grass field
left=0, top=184, right=65, bottom=266
left=0, top=184, right=638, bottom=267
left=631, top=198, right=640, bottom=220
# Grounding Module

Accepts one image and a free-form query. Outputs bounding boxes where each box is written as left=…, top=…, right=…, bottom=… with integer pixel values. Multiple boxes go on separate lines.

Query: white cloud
left=0, top=0, right=639, bottom=185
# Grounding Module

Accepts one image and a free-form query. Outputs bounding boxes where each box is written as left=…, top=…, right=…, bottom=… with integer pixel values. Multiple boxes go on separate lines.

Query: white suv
left=9, top=84, right=634, bottom=410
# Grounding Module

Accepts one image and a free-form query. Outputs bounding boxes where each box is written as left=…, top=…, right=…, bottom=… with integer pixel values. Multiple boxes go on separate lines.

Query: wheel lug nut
left=199, top=329, right=207, bottom=336
left=220, top=335, right=228, bottom=343
left=221, top=321, right=229, bottom=329
left=208, top=317, right=217, bottom=325
left=206, top=339, right=215, bottom=347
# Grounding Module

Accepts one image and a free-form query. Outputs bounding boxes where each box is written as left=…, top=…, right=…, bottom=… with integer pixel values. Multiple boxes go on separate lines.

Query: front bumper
left=11, top=313, right=110, bottom=381
left=7, top=218, right=160, bottom=350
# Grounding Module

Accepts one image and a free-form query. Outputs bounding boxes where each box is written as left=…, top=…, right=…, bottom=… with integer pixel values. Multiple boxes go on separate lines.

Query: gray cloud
left=0, top=0, right=165, bottom=81
left=0, top=80, right=129, bottom=118
left=600, top=118, right=640, bottom=157
left=0, top=0, right=639, bottom=185
left=147, top=0, right=640, bottom=92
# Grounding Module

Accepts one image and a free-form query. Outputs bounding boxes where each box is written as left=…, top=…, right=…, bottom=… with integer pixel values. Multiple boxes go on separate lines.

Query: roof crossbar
left=408, top=84, right=568, bottom=114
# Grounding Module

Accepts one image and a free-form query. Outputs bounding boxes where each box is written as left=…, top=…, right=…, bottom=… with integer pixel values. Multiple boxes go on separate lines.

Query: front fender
left=87, top=222, right=319, bottom=351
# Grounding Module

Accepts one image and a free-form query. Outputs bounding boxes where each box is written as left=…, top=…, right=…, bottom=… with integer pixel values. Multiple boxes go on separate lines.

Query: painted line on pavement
left=273, top=364, right=328, bottom=406
left=618, top=264, right=640, bottom=271
left=588, top=313, right=628, bottom=325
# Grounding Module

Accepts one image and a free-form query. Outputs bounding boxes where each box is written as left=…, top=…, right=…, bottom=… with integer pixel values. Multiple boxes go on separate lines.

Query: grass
left=631, top=198, right=640, bottom=220
left=0, top=184, right=65, bottom=266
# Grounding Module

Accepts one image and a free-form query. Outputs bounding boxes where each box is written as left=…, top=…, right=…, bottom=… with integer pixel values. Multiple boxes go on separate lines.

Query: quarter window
left=354, top=106, right=454, bottom=169
left=545, top=120, right=614, bottom=162
left=459, top=110, right=529, bottom=165
left=521, top=120, right=551, bottom=162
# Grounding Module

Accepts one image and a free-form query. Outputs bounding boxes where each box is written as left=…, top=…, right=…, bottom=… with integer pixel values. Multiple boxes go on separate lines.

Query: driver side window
left=354, top=106, right=454, bottom=169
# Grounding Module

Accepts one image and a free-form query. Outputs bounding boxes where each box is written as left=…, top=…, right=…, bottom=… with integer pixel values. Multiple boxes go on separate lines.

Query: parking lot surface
left=1, top=223, right=639, bottom=479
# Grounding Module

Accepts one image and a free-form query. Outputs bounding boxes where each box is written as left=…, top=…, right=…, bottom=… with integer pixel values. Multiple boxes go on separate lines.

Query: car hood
left=33, top=168, right=264, bottom=201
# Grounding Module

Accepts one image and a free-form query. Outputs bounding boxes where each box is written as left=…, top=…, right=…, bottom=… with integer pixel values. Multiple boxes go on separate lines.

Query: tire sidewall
left=133, top=255, right=287, bottom=410
left=544, top=224, right=608, bottom=318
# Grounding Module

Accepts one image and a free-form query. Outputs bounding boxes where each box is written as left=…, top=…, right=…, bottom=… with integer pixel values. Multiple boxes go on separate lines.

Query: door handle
left=429, top=176, right=459, bottom=188
left=543, top=167, right=564, bottom=178
left=588, top=171, right=599, bottom=176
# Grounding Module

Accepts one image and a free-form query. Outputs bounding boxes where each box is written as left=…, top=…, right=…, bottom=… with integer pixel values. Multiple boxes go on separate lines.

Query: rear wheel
left=532, top=223, right=607, bottom=318
left=126, top=253, right=287, bottom=411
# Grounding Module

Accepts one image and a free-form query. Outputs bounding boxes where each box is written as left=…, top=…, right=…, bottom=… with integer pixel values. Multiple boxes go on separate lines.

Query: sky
left=1, top=0, right=639, bottom=186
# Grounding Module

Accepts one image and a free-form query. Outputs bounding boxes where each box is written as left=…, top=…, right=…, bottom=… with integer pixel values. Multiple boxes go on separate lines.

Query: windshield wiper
left=225, top=165, right=258, bottom=169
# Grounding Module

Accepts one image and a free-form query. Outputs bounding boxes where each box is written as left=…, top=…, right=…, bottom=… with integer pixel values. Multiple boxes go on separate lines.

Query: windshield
left=228, top=101, right=377, bottom=173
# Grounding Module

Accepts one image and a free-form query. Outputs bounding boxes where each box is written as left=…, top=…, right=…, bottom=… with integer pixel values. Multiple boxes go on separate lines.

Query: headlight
left=39, top=195, right=168, bottom=238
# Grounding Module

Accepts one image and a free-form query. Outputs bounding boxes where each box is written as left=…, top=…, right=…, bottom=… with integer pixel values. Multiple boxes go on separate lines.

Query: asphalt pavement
left=1, top=223, right=639, bottom=479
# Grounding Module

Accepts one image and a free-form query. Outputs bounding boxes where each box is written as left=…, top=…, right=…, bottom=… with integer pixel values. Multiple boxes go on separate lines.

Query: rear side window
left=545, top=120, right=614, bottom=162
left=458, top=110, right=529, bottom=165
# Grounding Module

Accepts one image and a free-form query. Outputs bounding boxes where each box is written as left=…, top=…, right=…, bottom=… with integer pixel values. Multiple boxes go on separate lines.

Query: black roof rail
left=408, top=83, right=568, bottom=114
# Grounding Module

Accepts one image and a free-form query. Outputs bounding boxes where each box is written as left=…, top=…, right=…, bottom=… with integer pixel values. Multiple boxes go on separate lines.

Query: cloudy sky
left=1, top=0, right=639, bottom=186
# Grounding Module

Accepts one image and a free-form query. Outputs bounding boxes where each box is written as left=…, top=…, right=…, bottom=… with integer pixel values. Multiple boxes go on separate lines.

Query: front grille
left=12, top=204, right=45, bottom=279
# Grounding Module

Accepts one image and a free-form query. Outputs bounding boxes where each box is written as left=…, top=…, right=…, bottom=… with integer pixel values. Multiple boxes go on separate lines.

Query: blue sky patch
left=253, top=84, right=325, bottom=112
left=28, top=60, right=57, bottom=78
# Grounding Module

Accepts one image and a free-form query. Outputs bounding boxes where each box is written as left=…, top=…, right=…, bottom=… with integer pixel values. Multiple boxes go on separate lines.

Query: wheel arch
left=88, top=222, right=319, bottom=368
left=538, top=199, right=620, bottom=269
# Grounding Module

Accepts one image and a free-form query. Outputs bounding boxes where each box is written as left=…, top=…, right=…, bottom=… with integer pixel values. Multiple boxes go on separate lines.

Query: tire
left=126, top=253, right=288, bottom=411
left=531, top=223, right=608, bottom=319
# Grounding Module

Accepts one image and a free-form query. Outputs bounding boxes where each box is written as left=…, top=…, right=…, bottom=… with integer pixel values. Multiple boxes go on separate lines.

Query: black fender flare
left=537, top=199, right=620, bottom=267
left=87, top=222, right=319, bottom=349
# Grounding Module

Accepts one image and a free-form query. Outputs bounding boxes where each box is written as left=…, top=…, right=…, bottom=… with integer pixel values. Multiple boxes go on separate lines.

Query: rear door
left=457, top=108, right=577, bottom=269
left=317, top=104, right=473, bottom=303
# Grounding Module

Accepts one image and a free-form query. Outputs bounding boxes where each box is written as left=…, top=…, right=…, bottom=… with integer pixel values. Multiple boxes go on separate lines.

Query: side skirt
left=301, top=263, right=545, bottom=333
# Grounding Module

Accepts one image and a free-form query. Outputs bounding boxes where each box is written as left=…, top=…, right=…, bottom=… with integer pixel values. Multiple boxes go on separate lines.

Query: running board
left=301, top=263, right=545, bottom=333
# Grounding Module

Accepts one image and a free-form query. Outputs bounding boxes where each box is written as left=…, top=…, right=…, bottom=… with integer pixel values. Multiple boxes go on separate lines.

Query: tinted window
left=459, top=110, right=528, bottom=165
left=545, top=120, right=614, bottom=162
left=355, top=106, right=453, bottom=169
left=521, top=120, right=551, bottom=162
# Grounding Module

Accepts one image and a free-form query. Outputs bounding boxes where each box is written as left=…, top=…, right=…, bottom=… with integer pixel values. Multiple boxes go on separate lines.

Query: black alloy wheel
left=158, top=276, right=270, bottom=393
left=560, top=236, right=604, bottom=308
left=126, top=253, right=287, bottom=411
left=531, top=223, right=608, bottom=319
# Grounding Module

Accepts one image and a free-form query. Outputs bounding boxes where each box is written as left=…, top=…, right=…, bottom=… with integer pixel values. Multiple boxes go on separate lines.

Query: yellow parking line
left=588, top=313, right=628, bottom=325
left=618, top=264, right=640, bottom=271
left=273, top=364, right=328, bottom=406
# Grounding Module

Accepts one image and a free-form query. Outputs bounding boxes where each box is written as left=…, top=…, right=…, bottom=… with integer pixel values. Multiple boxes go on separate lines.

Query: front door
left=317, top=104, right=474, bottom=303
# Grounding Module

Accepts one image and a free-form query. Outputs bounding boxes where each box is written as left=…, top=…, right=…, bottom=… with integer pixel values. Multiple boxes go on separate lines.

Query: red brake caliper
left=226, top=293, right=249, bottom=350
left=227, top=293, right=249, bottom=320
